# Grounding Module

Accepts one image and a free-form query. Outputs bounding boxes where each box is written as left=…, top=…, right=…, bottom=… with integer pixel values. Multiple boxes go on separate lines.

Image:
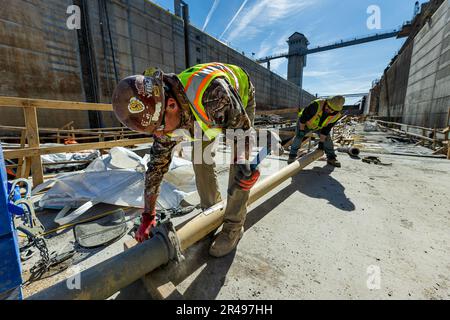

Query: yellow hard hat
left=327, top=95, right=345, bottom=112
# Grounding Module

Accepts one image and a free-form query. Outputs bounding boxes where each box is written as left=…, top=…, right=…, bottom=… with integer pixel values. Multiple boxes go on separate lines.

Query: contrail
left=219, top=0, right=249, bottom=40
left=202, top=0, right=221, bottom=31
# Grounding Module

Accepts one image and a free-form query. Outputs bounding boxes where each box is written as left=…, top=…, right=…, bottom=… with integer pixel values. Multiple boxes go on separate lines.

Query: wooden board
left=23, top=107, right=44, bottom=186
left=3, top=137, right=152, bottom=159
left=0, top=96, right=112, bottom=111
left=256, top=107, right=298, bottom=115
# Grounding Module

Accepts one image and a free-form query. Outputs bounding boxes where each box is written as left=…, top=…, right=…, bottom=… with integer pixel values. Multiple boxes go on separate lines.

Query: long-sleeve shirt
left=299, top=101, right=339, bottom=136
left=144, top=75, right=254, bottom=203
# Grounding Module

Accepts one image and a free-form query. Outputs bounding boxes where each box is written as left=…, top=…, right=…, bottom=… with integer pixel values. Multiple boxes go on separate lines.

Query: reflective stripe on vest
left=299, top=99, right=341, bottom=130
left=178, top=63, right=250, bottom=139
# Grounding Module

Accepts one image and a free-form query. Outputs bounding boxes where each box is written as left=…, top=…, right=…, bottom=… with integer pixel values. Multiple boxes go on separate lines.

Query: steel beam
left=256, top=30, right=400, bottom=63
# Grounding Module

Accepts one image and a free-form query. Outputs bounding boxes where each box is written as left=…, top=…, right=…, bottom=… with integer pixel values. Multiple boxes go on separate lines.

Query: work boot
left=327, top=158, right=341, bottom=168
left=287, top=155, right=297, bottom=164
left=209, top=227, right=244, bottom=258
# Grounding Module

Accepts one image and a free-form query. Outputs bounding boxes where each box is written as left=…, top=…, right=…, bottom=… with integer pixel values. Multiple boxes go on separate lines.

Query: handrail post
left=23, top=106, right=44, bottom=187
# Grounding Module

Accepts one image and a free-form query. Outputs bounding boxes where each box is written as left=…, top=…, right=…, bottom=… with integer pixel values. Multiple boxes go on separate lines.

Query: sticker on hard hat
left=135, top=75, right=145, bottom=96
left=135, top=76, right=154, bottom=98
left=152, top=102, right=162, bottom=121
left=141, top=113, right=152, bottom=127
left=128, top=97, right=145, bottom=114
left=153, top=86, right=160, bottom=97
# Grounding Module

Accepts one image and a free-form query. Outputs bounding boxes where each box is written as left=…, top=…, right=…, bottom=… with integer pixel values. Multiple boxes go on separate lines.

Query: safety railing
left=0, top=96, right=152, bottom=187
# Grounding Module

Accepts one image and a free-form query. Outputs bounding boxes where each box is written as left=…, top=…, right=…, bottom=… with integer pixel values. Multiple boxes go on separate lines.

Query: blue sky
left=151, top=0, right=425, bottom=104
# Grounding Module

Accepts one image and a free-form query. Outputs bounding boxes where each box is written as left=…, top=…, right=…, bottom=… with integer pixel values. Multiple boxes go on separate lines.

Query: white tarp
left=38, top=147, right=197, bottom=213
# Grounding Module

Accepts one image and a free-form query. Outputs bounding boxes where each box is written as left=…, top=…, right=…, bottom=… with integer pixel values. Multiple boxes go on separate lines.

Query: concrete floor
left=22, top=127, right=450, bottom=300
left=166, top=149, right=450, bottom=300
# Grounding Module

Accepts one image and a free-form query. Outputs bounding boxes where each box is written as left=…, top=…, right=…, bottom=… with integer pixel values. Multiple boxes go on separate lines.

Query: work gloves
left=234, top=163, right=260, bottom=192
left=135, top=209, right=157, bottom=243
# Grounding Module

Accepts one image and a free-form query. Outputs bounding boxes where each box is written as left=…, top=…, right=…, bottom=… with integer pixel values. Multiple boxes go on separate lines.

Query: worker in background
left=112, top=63, right=259, bottom=258
left=288, top=96, right=345, bottom=167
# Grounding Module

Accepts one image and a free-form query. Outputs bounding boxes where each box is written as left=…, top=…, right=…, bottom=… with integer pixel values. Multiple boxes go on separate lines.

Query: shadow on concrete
left=293, top=165, right=355, bottom=212
left=127, top=165, right=354, bottom=300
left=114, top=279, right=153, bottom=300
left=181, top=247, right=236, bottom=300
left=245, top=165, right=354, bottom=230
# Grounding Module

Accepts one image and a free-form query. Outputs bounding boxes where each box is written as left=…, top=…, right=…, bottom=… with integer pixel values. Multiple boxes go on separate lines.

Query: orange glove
left=234, top=163, right=260, bottom=191
left=135, top=209, right=157, bottom=243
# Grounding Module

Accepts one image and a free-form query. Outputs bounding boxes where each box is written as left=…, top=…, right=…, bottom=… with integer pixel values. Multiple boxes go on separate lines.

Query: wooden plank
left=60, top=121, right=75, bottom=130
left=123, top=239, right=138, bottom=250
left=7, top=160, right=91, bottom=168
left=0, top=125, right=130, bottom=136
left=16, top=129, right=27, bottom=178
left=432, top=147, right=445, bottom=155
left=256, top=107, right=298, bottom=115
left=377, top=123, right=435, bottom=142
left=376, top=119, right=446, bottom=133
left=23, top=107, right=44, bottom=187
left=278, top=130, right=296, bottom=137
left=0, top=96, right=112, bottom=111
left=3, top=137, right=152, bottom=159
left=22, top=157, right=32, bottom=179
left=141, top=273, right=183, bottom=300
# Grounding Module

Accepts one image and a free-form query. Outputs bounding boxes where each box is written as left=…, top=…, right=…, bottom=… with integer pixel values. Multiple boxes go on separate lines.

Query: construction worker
left=288, top=96, right=345, bottom=167
left=112, top=63, right=259, bottom=258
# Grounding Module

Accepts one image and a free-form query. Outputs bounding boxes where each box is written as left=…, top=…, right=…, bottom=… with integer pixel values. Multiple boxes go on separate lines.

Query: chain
left=18, top=226, right=54, bottom=282
left=156, top=205, right=197, bottom=222
left=29, top=236, right=51, bottom=278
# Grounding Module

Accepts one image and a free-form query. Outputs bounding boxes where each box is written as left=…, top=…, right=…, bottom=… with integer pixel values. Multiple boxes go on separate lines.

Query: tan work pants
left=192, top=84, right=256, bottom=232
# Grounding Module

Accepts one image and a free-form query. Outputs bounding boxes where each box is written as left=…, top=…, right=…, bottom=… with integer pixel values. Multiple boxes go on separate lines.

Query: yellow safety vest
left=298, top=99, right=342, bottom=130
left=178, top=62, right=250, bottom=140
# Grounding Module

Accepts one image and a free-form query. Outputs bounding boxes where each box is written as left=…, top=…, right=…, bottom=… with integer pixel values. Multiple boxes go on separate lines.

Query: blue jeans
left=289, top=120, right=337, bottom=160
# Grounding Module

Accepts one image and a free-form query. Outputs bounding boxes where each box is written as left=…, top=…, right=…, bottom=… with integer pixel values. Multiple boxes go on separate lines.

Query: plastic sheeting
left=38, top=147, right=197, bottom=212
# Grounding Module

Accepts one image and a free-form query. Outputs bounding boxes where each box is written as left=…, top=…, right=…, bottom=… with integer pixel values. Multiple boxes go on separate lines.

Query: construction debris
left=36, top=147, right=197, bottom=224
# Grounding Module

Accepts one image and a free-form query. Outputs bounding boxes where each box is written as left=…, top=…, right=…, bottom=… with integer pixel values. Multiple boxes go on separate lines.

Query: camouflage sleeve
left=202, top=78, right=253, bottom=130
left=144, top=135, right=177, bottom=199
left=202, top=77, right=257, bottom=162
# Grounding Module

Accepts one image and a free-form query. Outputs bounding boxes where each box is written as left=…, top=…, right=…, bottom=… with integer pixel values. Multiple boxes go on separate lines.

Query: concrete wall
left=369, top=0, right=450, bottom=128
left=0, top=0, right=88, bottom=128
left=376, top=41, right=414, bottom=121
left=403, top=0, right=450, bottom=128
left=0, top=0, right=314, bottom=131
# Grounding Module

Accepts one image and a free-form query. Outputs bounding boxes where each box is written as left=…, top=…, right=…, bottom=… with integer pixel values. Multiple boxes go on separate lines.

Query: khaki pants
left=192, top=83, right=256, bottom=232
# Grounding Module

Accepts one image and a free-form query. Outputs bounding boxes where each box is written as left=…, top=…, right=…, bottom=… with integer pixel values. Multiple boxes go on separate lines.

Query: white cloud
left=304, top=70, right=335, bottom=77
left=257, top=30, right=292, bottom=57
left=225, top=0, right=317, bottom=43
left=219, top=0, right=250, bottom=39
left=202, top=0, right=221, bottom=31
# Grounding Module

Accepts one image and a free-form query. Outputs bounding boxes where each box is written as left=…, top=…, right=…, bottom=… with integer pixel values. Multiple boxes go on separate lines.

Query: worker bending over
left=112, top=63, right=259, bottom=258
left=288, top=96, right=345, bottom=167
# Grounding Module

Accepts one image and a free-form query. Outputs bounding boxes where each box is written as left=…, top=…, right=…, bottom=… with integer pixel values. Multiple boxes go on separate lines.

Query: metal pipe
left=29, top=234, right=170, bottom=300
left=29, top=149, right=323, bottom=300
left=337, top=146, right=360, bottom=157
left=177, top=149, right=324, bottom=250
